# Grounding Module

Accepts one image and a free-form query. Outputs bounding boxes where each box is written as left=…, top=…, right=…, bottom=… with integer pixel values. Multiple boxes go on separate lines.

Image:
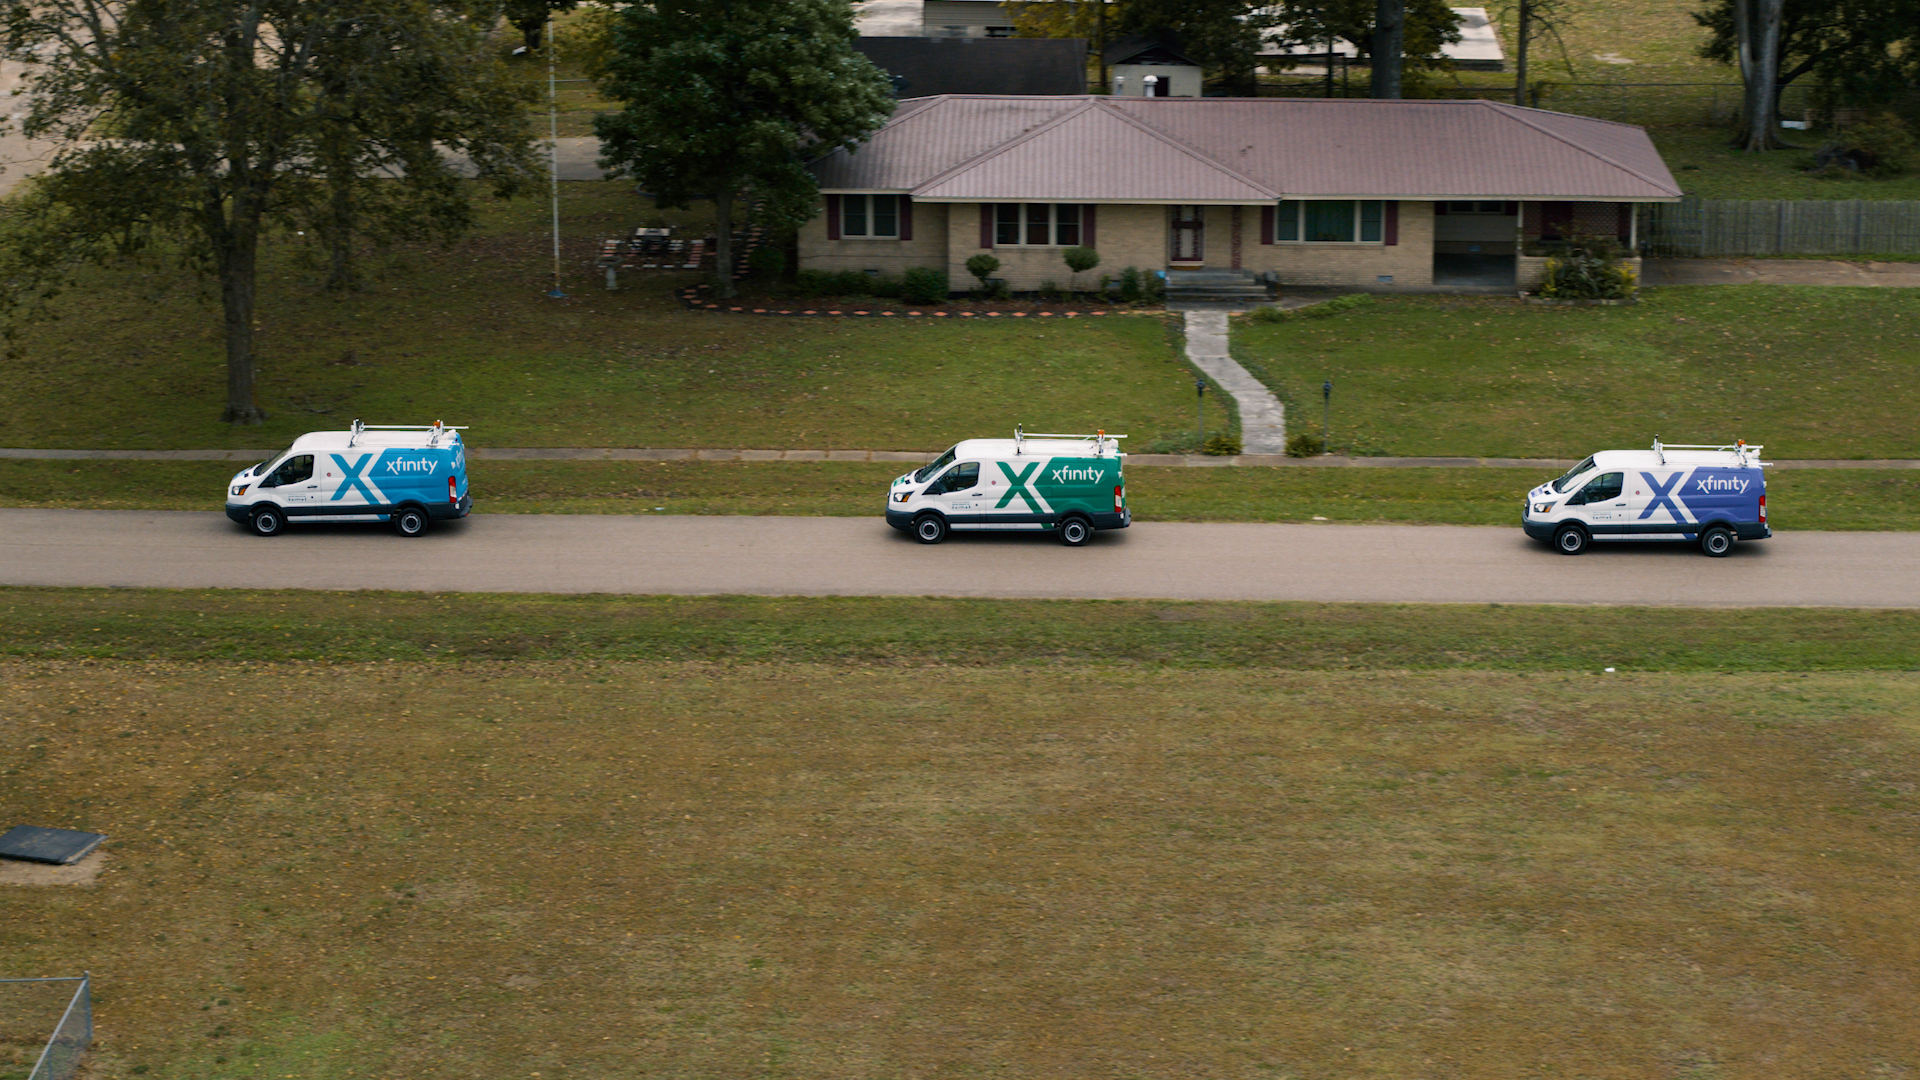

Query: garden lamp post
left=1322, top=379, right=1333, bottom=453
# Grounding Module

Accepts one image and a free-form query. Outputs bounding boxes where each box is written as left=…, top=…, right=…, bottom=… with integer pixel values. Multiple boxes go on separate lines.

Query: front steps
left=1165, top=268, right=1272, bottom=309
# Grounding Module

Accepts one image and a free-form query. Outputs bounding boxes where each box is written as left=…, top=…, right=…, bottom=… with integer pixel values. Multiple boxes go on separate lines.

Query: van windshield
left=914, top=446, right=958, bottom=484
left=252, top=443, right=298, bottom=475
left=1552, top=456, right=1597, bottom=494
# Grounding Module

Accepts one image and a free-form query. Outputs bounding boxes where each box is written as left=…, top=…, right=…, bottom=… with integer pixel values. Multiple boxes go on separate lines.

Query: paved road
left=4, top=510, right=1916, bottom=608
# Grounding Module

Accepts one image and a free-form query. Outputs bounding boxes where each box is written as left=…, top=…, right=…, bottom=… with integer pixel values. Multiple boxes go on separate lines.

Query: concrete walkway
left=1642, top=258, right=1920, bottom=287
left=1180, top=310, right=1288, bottom=454
left=8, top=446, right=1914, bottom=470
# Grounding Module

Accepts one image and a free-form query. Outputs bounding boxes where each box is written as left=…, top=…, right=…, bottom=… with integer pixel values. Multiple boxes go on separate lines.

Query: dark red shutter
left=1083, top=205, right=1096, bottom=247
left=826, top=195, right=841, bottom=241
left=1504, top=201, right=1519, bottom=216
left=980, top=204, right=993, bottom=248
left=1433, top=201, right=1448, bottom=216
left=899, top=197, right=913, bottom=241
left=1384, top=201, right=1398, bottom=246
left=1260, top=204, right=1274, bottom=244
left=1616, top=202, right=1631, bottom=241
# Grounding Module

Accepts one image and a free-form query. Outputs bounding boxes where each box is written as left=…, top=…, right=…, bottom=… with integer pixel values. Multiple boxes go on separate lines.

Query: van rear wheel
left=248, top=505, right=285, bottom=537
left=1553, top=524, right=1588, bottom=555
left=1700, top=525, right=1734, bottom=557
left=392, top=506, right=431, bottom=537
left=1058, top=516, right=1093, bottom=546
left=913, top=513, right=947, bottom=545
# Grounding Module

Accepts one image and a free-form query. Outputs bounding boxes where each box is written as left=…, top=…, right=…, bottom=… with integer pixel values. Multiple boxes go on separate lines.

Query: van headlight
left=893, top=491, right=911, bottom=503
left=1532, top=501, right=1555, bottom=514
left=231, top=484, right=250, bottom=497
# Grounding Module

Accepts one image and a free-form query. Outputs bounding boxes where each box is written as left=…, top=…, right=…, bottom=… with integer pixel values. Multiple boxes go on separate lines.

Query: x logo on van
left=1638, top=471, right=1684, bottom=521
left=996, top=461, right=1041, bottom=511
left=330, top=453, right=377, bottom=502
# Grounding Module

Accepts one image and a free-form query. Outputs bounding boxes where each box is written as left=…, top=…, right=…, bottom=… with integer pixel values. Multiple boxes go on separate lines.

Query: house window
left=995, top=203, right=1081, bottom=246
left=1446, top=201, right=1510, bottom=214
left=1272, top=200, right=1386, bottom=243
left=842, top=195, right=899, bottom=239
left=985, top=25, right=1015, bottom=37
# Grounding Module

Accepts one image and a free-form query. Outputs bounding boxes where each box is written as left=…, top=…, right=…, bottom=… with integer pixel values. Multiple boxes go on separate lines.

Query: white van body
left=886, top=429, right=1129, bottom=546
left=225, top=421, right=470, bottom=537
left=1523, top=439, right=1769, bottom=557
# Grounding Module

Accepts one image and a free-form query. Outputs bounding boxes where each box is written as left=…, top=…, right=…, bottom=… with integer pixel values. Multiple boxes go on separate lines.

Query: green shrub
left=868, top=274, right=906, bottom=299
left=1807, top=113, right=1916, bottom=179
left=1202, top=431, right=1242, bottom=456
left=965, top=253, right=1000, bottom=292
left=1144, top=270, right=1165, bottom=301
left=1286, top=431, right=1326, bottom=457
left=1116, top=266, right=1144, bottom=303
left=745, top=244, right=785, bottom=281
left=1037, top=280, right=1064, bottom=301
left=900, top=267, right=948, bottom=305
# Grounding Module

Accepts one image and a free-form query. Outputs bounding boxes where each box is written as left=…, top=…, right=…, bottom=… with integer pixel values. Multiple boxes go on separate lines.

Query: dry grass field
left=5, top=592, right=1920, bottom=1079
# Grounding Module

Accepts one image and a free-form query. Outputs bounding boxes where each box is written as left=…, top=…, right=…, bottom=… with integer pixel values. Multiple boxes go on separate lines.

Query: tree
left=1370, top=0, right=1404, bottom=98
left=1695, top=0, right=1920, bottom=149
left=0, top=0, right=539, bottom=423
left=501, top=0, right=576, bottom=54
left=1112, top=0, right=1275, bottom=94
left=1267, top=0, right=1462, bottom=87
left=1007, top=1, right=1111, bottom=83
left=1502, top=0, right=1577, bottom=107
left=593, top=0, right=895, bottom=301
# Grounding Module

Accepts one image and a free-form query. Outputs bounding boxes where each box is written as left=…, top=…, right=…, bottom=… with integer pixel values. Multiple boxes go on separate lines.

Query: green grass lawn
left=7, top=459, right=1918, bottom=529
left=0, top=181, right=1223, bottom=452
left=1238, top=287, right=1920, bottom=459
left=7, top=590, right=1920, bottom=1079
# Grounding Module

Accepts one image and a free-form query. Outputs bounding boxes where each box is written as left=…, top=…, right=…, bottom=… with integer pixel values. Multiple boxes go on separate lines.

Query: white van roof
left=951, top=429, right=1127, bottom=460
left=283, top=421, right=465, bottom=454
left=1587, top=440, right=1767, bottom=471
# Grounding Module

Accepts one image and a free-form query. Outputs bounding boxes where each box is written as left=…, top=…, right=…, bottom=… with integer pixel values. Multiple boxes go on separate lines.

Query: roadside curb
left=6, top=447, right=1917, bottom=470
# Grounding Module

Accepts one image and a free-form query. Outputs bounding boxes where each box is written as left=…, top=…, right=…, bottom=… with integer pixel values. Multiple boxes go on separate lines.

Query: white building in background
left=856, top=1, right=1506, bottom=71
left=1260, top=7, right=1506, bottom=72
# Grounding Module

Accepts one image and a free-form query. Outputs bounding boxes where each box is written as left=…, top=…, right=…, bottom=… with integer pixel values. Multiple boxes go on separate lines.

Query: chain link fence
left=0, top=976, right=91, bottom=1080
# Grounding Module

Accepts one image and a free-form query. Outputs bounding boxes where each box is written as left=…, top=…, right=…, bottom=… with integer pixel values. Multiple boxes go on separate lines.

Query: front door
left=1170, top=206, right=1204, bottom=266
left=1570, top=470, right=1628, bottom=535
left=261, top=454, right=320, bottom=514
left=922, top=461, right=983, bottom=529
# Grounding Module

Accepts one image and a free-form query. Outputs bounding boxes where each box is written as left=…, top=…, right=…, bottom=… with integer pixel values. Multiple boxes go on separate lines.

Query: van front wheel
left=1553, top=524, right=1588, bottom=555
left=913, top=514, right=948, bottom=545
left=392, top=506, right=431, bottom=537
left=1700, top=525, right=1734, bottom=557
left=248, top=505, right=285, bottom=537
left=1058, top=516, right=1093, bottom=546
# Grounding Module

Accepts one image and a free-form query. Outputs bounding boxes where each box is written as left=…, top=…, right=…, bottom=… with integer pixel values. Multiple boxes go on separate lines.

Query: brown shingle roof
left=813, top=95, right=1682, bottom=202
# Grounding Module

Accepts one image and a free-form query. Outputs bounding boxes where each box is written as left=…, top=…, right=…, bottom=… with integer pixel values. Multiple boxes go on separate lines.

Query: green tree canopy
left=1694, top=0, right=1920, bottom=121
left=0, top=0, right=539, bottom=423
left=592, top=0, right=895, bottom=300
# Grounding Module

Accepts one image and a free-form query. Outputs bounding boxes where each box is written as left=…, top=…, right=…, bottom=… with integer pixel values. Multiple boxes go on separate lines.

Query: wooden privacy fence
left=1641, top=197, right=1920, bottom=257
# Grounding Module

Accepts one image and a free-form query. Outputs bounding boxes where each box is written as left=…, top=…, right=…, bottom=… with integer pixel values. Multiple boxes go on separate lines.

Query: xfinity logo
left=1695, top=475, right=1750, bottom=495
left=1050, top=466, right=1104, bottom=483
left=384, top=457, right=437, bottom=474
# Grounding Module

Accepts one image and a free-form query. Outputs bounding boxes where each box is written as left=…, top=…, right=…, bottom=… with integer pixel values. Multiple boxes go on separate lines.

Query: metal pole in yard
left=548, top=12, right=566, bottom=299
left=1322, top=379, right=1333, bottom=452
left=1196, top=377, right=1207, bottom=446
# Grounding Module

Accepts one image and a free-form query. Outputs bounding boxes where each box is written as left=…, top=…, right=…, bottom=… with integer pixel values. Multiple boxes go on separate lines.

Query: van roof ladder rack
left=1651, top=437, right=1766, bottom=468
left=1014, top=425, right=1127, bottom=457
left=347, top=419, right=469, bottom=448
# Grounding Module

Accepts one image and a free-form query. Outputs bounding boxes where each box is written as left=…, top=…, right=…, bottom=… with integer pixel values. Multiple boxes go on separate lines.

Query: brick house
left=800, top=95, right=1682, bottom=293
